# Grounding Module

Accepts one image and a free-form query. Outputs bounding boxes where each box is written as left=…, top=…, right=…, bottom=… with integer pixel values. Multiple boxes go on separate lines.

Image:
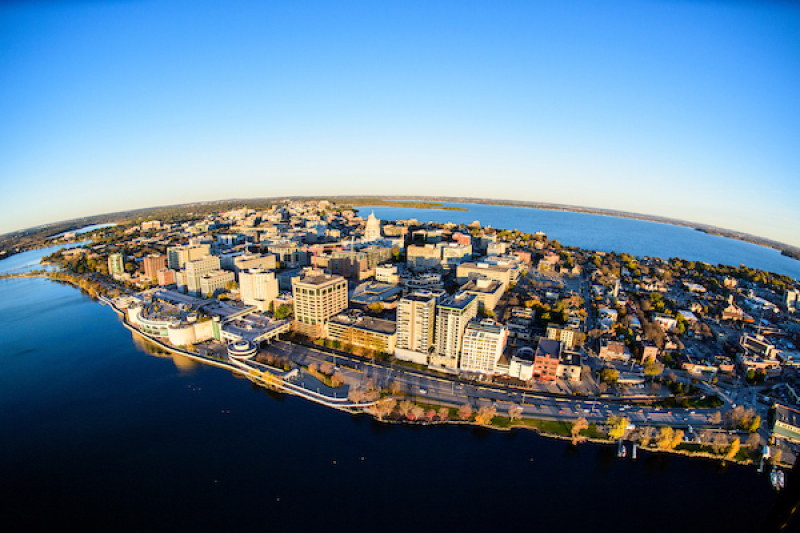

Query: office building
left=143, top=254, right=166, bottom=280
left=239, top=269, right=279, bottom=312
left=292, top=271, right=348, bottom=337
left=184, top=255, right=221, bottom=297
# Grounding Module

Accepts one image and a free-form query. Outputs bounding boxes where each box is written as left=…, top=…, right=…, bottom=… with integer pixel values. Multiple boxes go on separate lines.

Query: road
left=267, top=340, right=722, bottom=429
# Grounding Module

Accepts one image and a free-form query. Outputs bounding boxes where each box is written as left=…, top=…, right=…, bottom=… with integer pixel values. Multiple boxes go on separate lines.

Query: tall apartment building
left=167, top=244, right=211, bottom=270
left=395, top=292, right=438, bottom=365
left=291, top=272, right=348, bottom=337
left=459, top=319, right=508, bottom=375
left=184, top=255, right=221, bottom=297
left=143, top=254, right=166, bottom=280
left=239, top=268, right=279, bottom=312
left=108, top=253, right=124, bottom=278
left=430, top=293, right=478, bottom=370
left=406, top=244, right=441, bottom=271
left=533, top=338, right=561, bottom=381
left=787, top=289, right=799, bottom=313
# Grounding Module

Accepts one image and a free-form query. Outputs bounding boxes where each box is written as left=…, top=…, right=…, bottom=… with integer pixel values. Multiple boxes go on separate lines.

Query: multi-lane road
left=267, top=340, right=722, bottom=429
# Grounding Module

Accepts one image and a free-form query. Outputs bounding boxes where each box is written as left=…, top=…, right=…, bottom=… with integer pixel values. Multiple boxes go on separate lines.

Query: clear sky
left=1, top=0, right=798, bottom=245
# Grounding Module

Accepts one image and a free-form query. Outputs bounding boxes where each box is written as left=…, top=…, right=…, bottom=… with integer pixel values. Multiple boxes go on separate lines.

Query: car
left=419, top=388, right=427, bottom=395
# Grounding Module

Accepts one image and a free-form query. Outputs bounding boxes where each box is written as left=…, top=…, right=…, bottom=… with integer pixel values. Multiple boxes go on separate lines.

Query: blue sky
left=1, top=0, right=798, bottom=245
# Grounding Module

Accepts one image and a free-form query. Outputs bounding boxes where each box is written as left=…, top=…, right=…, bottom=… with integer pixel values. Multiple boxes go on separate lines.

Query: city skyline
left=1, top=1, right=799, bottom=246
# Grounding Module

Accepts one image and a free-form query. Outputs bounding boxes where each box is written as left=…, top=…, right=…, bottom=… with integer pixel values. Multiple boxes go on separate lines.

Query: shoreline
left=1, top=274, right=785, bottom=472
left=341, top=195, right=800, bottom=259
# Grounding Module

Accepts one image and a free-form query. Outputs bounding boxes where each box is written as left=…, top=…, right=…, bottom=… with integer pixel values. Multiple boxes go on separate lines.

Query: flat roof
left=438, top=292, right=477, bottom=310
left=330, top=314, right=396, bottom=334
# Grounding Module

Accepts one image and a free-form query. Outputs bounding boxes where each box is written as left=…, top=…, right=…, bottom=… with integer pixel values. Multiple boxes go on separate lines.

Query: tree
left=409, top=406, right=425, bottom=421
left=726, top=437, right=741, bottom=460
left=370, top=397, right=396, bottom=420
left=437, top=407, right=450, bottom=421
left=458, top=404, right=473, bottom=421
left=656, top=427, right=682, bottom=450
left=643, top=361, right=664, bottom=378
left=711, top=433, right=729, bottom=454
left=606, top=416, right=629, bottom=440
left=396, top=400, right=414, bottom=418
left=746, top=433, right=761, bottom=450
left=275, top=304, right=293, bottom=320
left=748, top=415, right=761, bottom=433
left=508, top=404, right=523, bottom=422
left=348, top=387, right=367, bottom=403
left=600, top=368, right=619, bottom=385
left=367, top=302, right=384, bottom=313
left=571, top=417, right=589, bottom=445
left=710, top=411, right=722, bottom=425
left=474, top=405, right=497, bottom=425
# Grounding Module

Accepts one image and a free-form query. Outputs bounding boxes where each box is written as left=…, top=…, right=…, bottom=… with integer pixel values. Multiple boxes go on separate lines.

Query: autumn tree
left=726, top=437, right=741, bottom=460
left=409, top=406, right=425, bottom=421
left=437, top=407, right=450, bottom=421
left=474, top=405, right=497, bottom=425
left=458, top=403, right=473, bottom=421
left=369, top=397, right=396, bottom=420
left=710, top=411, right=722, bottom=425
left=396, top=400, right=414, bottom=418
left=508, top=404, right=523, bottom=422
left=571, top=417, right=589, bottom=445
left=606, top=415, right=629, bottom=440
left=748, top=415, right=761, bottom=433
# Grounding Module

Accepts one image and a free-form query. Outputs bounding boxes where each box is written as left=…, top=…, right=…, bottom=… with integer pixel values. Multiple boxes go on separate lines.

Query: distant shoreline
left=339, top=196, right=800, bottom=261
left=2, top=195, right=798, bottom=263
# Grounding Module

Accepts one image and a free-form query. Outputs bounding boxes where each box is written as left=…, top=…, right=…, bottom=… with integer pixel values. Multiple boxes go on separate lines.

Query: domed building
left=363, top=211, right=382, bottom=242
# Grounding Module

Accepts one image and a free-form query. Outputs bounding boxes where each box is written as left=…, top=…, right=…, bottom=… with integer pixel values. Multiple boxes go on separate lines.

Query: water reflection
left=130, top=332, right=199, bottom=374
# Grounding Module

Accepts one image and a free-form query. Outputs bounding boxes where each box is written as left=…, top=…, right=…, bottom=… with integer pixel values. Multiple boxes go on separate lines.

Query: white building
left=395, top=292, right=437, bottom=365
left=199, top=270, right=235, bottom=298
left=184, top=255, right=221, bottom=297
left=363, top=211, right=382, bottom=242
left=459, top=319, right=508, bottom=375
left=239, top=268, right=279, bottom=312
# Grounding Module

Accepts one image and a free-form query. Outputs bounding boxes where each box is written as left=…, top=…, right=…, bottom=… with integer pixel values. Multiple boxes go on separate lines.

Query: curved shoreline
left=2, top=273, right=783, bottom=471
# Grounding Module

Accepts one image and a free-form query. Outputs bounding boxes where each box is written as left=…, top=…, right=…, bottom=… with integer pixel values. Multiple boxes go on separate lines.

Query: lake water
left=51, top=222, right=116, bottom=239
left=0, top=240, right=91, bottom=274
left=0, top=276, right=785, bottom=532
left=363, top=203, right=800, bottom=280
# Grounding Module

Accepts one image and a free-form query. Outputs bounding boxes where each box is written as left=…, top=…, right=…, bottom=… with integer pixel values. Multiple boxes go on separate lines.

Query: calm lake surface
left=0, top=276, right=782, bottom=532
left=363, top=203, right=800, bottom=280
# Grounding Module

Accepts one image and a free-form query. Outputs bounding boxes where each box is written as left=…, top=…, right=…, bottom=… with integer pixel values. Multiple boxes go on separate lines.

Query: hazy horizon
left=2, top=1, right=798, bottom=245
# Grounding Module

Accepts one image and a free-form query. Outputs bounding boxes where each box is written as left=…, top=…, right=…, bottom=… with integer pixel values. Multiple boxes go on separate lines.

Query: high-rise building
left=430, top=292, right=478, bottom=370
left=460, top=319, right=508, bottom=375
left=786, top=289, right=799, bottom=313
left=239, top=269, right=279, bottom=312
left=291, top=271, right=348, bottom=337
left=108, top=253, right=124, bottom=278
left=167, top=244, right=211, bottom=270
left=546, top=325, right=579, bottom=349
left=143, top=254, right=166, bottom=280
left=395, top=292, right=437, bottom=365
left=184, top=255, right=221, bottom=296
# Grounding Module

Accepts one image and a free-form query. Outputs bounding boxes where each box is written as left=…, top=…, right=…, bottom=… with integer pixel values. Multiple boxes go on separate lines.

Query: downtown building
left=167, top=243, right=211, bottom=270
left=459, top=319, right=508, bottom=375
left=394, top=291, right=438, bottom=365
left=239, top=268, right=279, bottom=312
left=143, top=254, right=167, bottom=280
left=291, top=271, right=348, bottom=338
left=429, top=292, right=478, bottom=371
left=108, top=253, right=124, bottom=279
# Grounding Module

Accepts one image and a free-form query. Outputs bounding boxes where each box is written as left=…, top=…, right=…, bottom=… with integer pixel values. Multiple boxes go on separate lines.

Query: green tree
left=274, top=304, right=293, bottom=320
left=600, top=368, right=619, bottom=384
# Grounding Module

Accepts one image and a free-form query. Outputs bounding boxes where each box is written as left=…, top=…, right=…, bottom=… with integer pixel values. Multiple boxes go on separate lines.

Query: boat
left=770, top=470, right=785, bottom=491
left=617, top=440, right=627, bottom=458
left=632, top=443, right=637, bottom=460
